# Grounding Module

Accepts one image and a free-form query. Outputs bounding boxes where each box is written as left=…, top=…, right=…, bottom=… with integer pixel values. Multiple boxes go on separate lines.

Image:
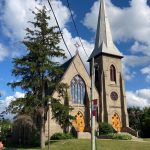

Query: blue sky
left=0, top=0, right=150, bottom=116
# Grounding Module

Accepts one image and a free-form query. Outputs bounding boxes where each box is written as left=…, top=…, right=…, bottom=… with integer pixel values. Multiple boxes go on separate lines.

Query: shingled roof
left=61, top=56, right=75, bottom=73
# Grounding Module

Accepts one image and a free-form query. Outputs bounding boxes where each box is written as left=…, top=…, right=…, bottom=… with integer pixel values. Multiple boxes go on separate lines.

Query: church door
left=72, top=111, right=85, bottom=132
left=112, top=113, right=121, bottom=132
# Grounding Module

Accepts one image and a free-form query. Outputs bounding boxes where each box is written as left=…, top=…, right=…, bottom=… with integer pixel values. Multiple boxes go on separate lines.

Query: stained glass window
left=71, top=75, right=85, bottom=104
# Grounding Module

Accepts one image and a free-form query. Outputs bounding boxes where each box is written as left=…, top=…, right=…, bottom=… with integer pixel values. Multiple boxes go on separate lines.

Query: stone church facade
left=45, top=53, right=99, bottom=137
left=45, top=0, right=136, bottom=138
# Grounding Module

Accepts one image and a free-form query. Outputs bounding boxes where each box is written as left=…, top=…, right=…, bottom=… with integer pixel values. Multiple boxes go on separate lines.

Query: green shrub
left=98, top=133, right=114, bottom=139
left=112, top=133, right=132, bottom=140
left=50, top=132, right=74, bottom=140
left=99, top=123, right=115, bottom=135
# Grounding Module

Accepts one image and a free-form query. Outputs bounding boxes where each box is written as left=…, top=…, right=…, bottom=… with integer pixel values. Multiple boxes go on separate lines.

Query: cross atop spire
left=88, top=0, right=123, bottom=61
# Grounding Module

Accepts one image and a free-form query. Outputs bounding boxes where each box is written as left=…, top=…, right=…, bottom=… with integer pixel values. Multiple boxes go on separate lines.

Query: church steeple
left=88, top=0, right=123, bottom=61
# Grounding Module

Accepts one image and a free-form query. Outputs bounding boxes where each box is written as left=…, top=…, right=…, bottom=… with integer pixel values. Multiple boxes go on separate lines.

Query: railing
left=121, top=127, right=138, bottom=137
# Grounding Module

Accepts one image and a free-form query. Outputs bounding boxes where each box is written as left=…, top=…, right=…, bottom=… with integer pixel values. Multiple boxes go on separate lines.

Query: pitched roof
left=61, top=56, right=75, bottom=73
left=88, top=0, right=123, bottom=61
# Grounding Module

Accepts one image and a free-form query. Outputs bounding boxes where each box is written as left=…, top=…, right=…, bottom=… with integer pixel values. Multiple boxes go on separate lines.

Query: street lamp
left=47, top=101, right=51, bottom=150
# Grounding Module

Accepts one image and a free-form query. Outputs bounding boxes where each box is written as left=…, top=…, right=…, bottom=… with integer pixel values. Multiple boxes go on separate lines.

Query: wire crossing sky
left=0, top=0, right=150, bottom=118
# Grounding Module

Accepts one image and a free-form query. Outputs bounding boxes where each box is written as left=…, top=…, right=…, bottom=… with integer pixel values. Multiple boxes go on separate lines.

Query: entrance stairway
left=118, top=132, right=143, bottom=141
left=121, top=127, right=138, bottom=137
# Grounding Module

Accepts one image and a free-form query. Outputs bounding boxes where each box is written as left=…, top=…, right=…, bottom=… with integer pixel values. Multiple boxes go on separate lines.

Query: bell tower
left=88, top=0, right=129, bottom=131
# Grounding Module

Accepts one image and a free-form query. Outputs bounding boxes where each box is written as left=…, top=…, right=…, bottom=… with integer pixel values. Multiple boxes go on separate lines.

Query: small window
left=71, top=75, right=85, bottom=104
left=95, top=68, right=99, bottom=82
left=110, top=65, right=116, bottom=82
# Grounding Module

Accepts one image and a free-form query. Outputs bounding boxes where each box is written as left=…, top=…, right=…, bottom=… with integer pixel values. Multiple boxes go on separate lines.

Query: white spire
left=88, top=0, right=123, bottom=61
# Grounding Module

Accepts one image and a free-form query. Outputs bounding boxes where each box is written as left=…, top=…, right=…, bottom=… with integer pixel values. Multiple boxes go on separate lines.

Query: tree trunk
left=40, top=80, right=46, bottom=149
left=40, top=108, right=45, bottom=149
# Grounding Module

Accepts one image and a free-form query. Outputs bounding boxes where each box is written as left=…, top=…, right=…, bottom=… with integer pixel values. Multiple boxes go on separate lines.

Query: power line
left=47, top=0, right=72, bottom=58
left=66, top=0, right=89, bottom=58
left=47, top=0, right=90, bottom=87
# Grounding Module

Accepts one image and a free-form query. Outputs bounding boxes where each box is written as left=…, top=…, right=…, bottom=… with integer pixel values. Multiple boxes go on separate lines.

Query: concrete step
left=77, top=132, right=91, bottom=139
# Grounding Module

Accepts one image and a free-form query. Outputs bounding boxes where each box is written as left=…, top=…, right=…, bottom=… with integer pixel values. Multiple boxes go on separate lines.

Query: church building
left=46, top=0, right=136, bottom=138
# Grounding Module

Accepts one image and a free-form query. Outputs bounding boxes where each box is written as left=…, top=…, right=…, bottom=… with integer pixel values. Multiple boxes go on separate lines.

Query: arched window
left=71, top=75, right=85, bottom=104
left=110, top=65, right=116, bottom=82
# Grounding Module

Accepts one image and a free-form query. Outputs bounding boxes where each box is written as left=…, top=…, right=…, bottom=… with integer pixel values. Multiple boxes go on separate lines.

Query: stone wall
left=45, top=53, right=99, bottom=139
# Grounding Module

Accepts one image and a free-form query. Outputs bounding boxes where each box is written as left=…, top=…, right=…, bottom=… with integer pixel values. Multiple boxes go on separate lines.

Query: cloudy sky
left=0, top=0, right=150, bottom=117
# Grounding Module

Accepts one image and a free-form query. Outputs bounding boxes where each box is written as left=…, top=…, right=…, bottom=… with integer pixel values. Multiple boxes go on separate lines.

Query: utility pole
left=48, top=101, right=51, bottom=150
left=91, top=58, right=96, bottom=150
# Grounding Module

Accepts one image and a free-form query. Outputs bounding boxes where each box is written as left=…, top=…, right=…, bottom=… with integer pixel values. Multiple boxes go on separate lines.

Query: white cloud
left=141, top=66, right=150, bottom=82
left=0, top=0, right=93, bottom=70
left=0, top=90, right=6, bottom=97
left=136, top=89, right=150, bottom=100
left=122, top=63, right=136, bottom=81
left=0, top=92, right=25, bottom=118
left=122, top=55, right=150, bottom=81
left=126, top=89, right=150, bottom=108
left=48, top=0, right=70, bottom=29
left=2, top=0, right=37, bottom=40
left=2, top=0, right=70, bottom=40
left=123, top=55, right=150, bottom=67
left=0, top=43, right=8, bottom=61
left=84, top=0, right=150, bottom=81
left=1, top=0, right=92, bottom=66
left=131, top=41, right=150, bottom=56
left=54, top=28, right=93, bottom=68
left=83, top=0, right=150, bottom=56
left=83, top=0, right=99, bottom=32
left=0, top=0, right=71, bottom=59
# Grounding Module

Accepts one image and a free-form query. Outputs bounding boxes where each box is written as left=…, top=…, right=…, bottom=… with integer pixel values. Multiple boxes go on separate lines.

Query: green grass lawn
left=143, top=139, right=150, bottom=142
left=18, top=139, right=150, bottom=150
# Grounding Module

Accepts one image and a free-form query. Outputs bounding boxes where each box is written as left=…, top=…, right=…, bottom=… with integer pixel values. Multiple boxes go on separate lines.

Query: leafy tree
left=127, top=107, right=143, bottom=132
left=0, top=118, right=12, bottom=143
left=128, top=107, right=150, bottom=138
left=7, top=7, right=73, bottom=148
left=140, top=107, right=150, bottom=138
left=12, top=114, right=38, bottom=146
left=51, top=84, right=74, bottom=133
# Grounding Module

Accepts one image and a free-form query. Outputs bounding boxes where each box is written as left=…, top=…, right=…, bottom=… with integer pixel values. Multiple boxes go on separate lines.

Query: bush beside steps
left=98, top=133, right=132, bottom=140
left=98, top=123, right=132, bottom=140
left=112, top=133, right=132, bottom=140
left=99, top=122, right=115, bottom=135
left=50, top=132, right=74, bottom=140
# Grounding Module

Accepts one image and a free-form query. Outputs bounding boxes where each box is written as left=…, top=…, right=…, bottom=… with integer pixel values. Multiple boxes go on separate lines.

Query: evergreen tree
left=7, top=7, right=73, bottom=148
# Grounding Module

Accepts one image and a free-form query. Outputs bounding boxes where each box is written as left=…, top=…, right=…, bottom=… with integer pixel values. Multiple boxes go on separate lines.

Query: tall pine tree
left=7, top=7, right=73, bottom=148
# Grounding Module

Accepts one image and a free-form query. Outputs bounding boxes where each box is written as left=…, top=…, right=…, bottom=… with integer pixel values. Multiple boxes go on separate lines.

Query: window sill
left=110, top=81, right=116, bottom=85
left=110, top=82, right=118, bottom=87
left=71, top=103, right=85, bottom=107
